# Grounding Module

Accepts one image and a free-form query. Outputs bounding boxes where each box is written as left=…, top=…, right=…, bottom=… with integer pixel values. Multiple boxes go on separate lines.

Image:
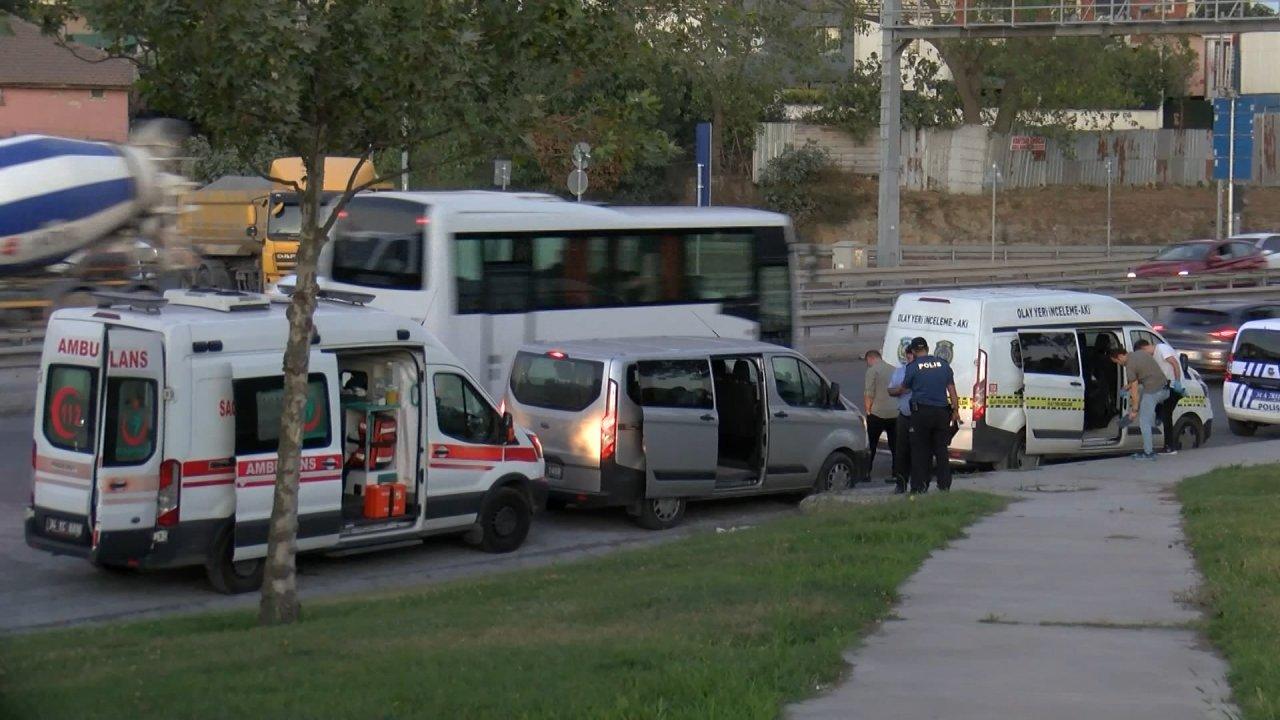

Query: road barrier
left=0, top=328, right=43, bottom=369
left=795, top=243, right=1154, bottom=269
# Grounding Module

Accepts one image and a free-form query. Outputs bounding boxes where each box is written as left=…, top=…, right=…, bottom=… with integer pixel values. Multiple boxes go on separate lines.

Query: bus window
left=684, top=232, right=753, bottom=301
left=532, top=235, right=610, bottom=309
left=331, top=197, right=426, bottom=290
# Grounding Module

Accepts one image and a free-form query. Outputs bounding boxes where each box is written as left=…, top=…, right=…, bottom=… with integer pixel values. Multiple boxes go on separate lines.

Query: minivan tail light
left=972, top=348, right=988, bottom=423
left=156, top=459, right=181, bottom=527
left=1210, top=327, right=1238, bottom=341
left=527, top=432, right=543, bottom=460
left=601, top=379, right=619, bottom=461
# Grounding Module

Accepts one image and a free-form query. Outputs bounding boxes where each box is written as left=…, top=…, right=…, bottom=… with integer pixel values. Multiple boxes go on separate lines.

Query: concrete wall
left=0, top=87, right=128, bottom=142
left=1241, top=33, right=1280, bottom=96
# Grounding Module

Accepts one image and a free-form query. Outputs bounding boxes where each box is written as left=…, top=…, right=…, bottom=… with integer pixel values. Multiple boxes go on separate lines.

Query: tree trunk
left=991, top=76, right=1024, bottom=134
left=935, top=41, right=984, bottom=125
left=258, top=155, right=326, bottom=626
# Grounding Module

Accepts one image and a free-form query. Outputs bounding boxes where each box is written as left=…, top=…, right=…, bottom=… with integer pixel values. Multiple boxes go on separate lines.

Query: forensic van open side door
left=631, top=358, right=719, bottom=499
left=94, top=327, right=166, bottom=545
left=1018, top=331, right=1086, bottom=455
left=230, top=353, right=342, bottom=561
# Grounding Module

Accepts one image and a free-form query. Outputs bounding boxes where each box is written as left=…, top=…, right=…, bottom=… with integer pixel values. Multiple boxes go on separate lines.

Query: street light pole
left=1227, top=92, right=1236, bottom=237
left=1105, top=158, right=1113, bottom=257
left=990, top=163, right=998, bottom=263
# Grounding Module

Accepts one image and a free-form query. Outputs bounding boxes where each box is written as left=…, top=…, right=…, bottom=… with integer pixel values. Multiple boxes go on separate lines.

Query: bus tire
left=205, top=527, right=264, bottom=595
left=1228, top=418, right=1258, bottom=437
left=997, top=435, right=1039, bottom=471
left=814, top=451, right=856, bottom=494
left=634, top=497, right=686, bottom=530
left=1173, top=415, right=1205, bottom=449
left=476, top=486, right=532, bottom=553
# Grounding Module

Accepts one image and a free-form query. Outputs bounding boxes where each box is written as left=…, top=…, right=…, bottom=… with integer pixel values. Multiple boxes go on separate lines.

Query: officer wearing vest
left=902, top=337, right=960, bottom=493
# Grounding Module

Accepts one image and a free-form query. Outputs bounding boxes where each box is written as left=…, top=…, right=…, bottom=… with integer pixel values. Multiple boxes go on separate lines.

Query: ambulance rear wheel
left=476, top=486, right=532, bottom=553
left=634, top=497, right=686, bottom=530
left=1229, top=419, right=1258, bottom=437
left=205, top=527, right=264, bottom=595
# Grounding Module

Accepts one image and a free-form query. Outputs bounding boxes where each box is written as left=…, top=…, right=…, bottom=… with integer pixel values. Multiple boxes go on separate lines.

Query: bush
left=759, top=142, right=854, bottom=231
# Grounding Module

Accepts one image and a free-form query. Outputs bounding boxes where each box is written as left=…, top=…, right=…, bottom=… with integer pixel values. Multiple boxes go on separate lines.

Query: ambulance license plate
left=44, top=516, right=83, bottom=540
left=546, top=461, right=563, bottom=480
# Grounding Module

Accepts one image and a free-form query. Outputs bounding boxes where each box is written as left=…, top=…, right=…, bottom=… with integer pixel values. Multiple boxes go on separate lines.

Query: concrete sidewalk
left=788, top=440, right=1280, bottom=720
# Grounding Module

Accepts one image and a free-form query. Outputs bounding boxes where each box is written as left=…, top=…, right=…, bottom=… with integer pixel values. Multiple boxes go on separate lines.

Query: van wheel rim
left=1179, top=423, right=1199, bottom=448
left=231, top=559, right=259, bottom=579
left=651, top=499, right=681, bottom=521
left=493, top=506, right=519, bottom=536
left=826, top=462, right=851, bottom=491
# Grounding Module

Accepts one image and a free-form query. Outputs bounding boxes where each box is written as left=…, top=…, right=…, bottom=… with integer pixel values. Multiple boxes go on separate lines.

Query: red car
left=1127, top=239, right=1267, bottom=278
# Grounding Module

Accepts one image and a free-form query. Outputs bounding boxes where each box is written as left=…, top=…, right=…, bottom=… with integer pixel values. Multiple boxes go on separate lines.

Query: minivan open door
left=635, top=359, right=719, bottom=499
left=231, top=353, right=342, bottom=561
left=95, top=327, right=166, bottom=540
left=1018, top=331, right=1086, bottom=455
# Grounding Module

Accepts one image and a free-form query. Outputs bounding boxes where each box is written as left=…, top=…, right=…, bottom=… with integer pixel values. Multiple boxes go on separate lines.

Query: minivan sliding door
left=630, top=359, right=718, bottom=499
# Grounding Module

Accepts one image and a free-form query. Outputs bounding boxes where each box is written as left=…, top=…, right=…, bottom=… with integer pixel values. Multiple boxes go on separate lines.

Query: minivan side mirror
left=827, top=382, right=842, bottom=409
left=501, top=411, right=516, bottom=444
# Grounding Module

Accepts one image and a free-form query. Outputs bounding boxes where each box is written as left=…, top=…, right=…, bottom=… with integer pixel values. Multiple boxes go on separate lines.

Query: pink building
left=0, top=16, right=134, bottom=142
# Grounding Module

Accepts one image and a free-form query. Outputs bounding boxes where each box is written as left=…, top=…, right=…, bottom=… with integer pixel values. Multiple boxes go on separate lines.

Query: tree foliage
left=759, top=142, right=855, bottom=233
left=807, top=52, right=959, bottom=139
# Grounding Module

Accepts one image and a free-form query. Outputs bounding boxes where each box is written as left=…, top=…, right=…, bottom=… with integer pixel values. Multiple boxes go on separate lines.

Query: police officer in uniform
left=902, top=337, right=960, bottom=493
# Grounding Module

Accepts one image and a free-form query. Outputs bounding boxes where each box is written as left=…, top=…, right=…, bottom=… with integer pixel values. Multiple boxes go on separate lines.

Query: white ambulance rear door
left=95, top=327, right=166, bottom=535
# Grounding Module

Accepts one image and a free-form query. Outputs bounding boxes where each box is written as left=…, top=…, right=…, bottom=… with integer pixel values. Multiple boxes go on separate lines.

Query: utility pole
left=1227, top=92, right=1236, bottom=237
left=876, top=0, right=903, bottom=268
left=1105, top=159, right=1113, bottom=256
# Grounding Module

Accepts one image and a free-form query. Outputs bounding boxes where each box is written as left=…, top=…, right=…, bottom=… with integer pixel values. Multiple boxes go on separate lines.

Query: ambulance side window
left=233, top=374, right=332, bottom=455
left=103, top=378, right=157, bottom=466
left=434, top=373, right=500, bottom=444
left=42, top=365, right=97, bottom=454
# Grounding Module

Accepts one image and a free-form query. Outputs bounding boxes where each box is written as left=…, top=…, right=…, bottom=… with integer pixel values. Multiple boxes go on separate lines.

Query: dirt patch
left=806, top=176, right=1280, bottom=247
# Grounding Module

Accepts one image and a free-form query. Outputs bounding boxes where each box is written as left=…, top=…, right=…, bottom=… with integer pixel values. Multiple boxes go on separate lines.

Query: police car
left=883, top=289, right=1214, bottom=469
left=1223, top=318, right=1280, bottom=436
left=25, top=289, right=546, bottom=593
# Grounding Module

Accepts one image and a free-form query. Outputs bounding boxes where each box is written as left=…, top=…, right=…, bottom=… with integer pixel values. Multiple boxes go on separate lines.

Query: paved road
left=1, top=361, right=1274, bottom=632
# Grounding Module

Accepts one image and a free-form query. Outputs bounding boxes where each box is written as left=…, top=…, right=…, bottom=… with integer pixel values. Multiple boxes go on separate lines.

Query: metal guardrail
left=796, top=243, right=1154, bottom=268
left=0, top=328, right=44, bottom=368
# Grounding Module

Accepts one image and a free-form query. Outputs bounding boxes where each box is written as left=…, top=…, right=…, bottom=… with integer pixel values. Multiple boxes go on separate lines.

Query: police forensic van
left=1223, top=318, right=1280, bottom=436
left=882, top=289, right=1214, bottom=469
left=25, top=289, right=546, bottom=593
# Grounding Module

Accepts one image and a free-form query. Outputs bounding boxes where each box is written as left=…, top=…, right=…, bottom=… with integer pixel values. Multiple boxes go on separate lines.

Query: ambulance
left=881, top=289, right=1214, bottom=469
left=25, top=289, right=546, bottom=593
left=1222, top=318, right=1280, bottom=435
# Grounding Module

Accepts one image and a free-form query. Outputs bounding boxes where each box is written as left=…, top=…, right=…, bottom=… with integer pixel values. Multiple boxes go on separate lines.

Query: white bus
left=313, top=192, right=795, bottom=394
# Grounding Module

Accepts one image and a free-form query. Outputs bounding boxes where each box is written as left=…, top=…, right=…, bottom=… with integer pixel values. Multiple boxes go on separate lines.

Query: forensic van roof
left=519, top=336, right=791, bottom=361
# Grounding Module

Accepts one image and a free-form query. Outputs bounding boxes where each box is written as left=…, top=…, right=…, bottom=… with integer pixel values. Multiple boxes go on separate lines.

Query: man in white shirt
left=1144, top=339, right=1184, bottom=454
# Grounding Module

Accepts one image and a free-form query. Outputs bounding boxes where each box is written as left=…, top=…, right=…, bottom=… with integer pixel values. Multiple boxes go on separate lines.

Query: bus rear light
left=156, top=459, right=181, bottom=527
left=972, top=348, right=988, bottom=423
left=601, top=379, right=619, bottom=461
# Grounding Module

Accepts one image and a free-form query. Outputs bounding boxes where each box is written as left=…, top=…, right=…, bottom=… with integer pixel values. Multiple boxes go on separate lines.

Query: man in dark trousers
left=862, top=349, right=898, bottom=481
left=887, top=345, right=915, bottom=494
left=902, top=337, right=960, bottom=493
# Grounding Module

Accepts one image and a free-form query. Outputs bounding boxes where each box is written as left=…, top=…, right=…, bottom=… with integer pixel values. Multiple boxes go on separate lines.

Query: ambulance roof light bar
left=90, top=291, right=168, bottom=315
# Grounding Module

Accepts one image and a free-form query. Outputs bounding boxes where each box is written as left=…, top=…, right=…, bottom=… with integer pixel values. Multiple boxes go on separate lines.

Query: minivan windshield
left=1154, top=243, right=1211, bottom=261
left=510, top=351, right=604, bottom=412
left=1236, top=329, right=1280, bottom=362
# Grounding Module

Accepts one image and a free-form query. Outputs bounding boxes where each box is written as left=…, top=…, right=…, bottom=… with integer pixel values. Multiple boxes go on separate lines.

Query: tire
left=634, top=497, right=686, bottom=530
left=814, top=452, right=856, bottom=494
left=996, top=435, right=1040, bottom=471
left=1228, top=418, right=1258, bottom=437
left=1172, top=415, right=1205, bottom=449
left=476, top=486, right=532, bottom=553
left=205, top=527, right=264, bottom=595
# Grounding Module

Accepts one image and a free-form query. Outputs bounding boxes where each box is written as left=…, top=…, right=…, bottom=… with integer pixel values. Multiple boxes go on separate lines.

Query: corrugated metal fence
left=756, top=118, right=1280, bottom=190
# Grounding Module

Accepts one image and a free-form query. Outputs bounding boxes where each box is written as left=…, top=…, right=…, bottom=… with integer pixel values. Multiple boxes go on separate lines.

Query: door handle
left=432, top=446, right=449, bottom=458
left=108, top=480, right=127, bottom=490
left=1069, top=381, right=1082, bottom=387
left=699, top=413, right=715, bottom=422
left=774, top=411, right=789, bottom=418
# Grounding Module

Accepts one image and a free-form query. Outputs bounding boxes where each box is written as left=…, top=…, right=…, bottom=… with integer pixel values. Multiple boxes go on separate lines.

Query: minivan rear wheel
left=1173, top=415, right=1205, bottom=449
left=996, top=435, right=1039, bottom=471
left=634, top=497, right=686, bottom=530
left=205, top=527, right=264, bottom=595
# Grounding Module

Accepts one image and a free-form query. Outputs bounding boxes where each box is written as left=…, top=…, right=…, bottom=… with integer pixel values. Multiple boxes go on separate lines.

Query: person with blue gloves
left=1147, top=337, right=1185, bottom=455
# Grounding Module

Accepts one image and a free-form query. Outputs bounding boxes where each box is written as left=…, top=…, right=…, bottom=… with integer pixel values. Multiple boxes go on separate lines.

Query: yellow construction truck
left=178, top=157, right=384, bottom=292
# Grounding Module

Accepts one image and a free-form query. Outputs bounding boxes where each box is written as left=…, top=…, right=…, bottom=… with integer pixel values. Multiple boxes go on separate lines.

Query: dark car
left=1156, top=302, right=1280, bottom=373
left=1127, top=239, right=1266, bottom=279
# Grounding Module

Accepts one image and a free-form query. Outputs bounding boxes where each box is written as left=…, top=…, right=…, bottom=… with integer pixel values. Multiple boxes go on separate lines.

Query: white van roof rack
left=162, top=288, right=271, bottom=312
left=278, top=286, right=376, bottom=306
left=91, top=291, right=168, bottom=314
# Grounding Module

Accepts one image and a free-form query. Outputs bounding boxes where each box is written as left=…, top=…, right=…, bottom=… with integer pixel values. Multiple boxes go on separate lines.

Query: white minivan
left=882, top=289, right=1214, bottom=469
left=26, top=289, right=546, bottom=593
left=1223, top=318, right=1280, bottom=435
left=503, top=337, right=868, bottom=529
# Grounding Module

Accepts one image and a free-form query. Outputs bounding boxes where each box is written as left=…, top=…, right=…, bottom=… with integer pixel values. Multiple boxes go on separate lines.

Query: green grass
left=1180, top=464, right=1280, bottom=720
left=0, top=492, right=1006, bottom=720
